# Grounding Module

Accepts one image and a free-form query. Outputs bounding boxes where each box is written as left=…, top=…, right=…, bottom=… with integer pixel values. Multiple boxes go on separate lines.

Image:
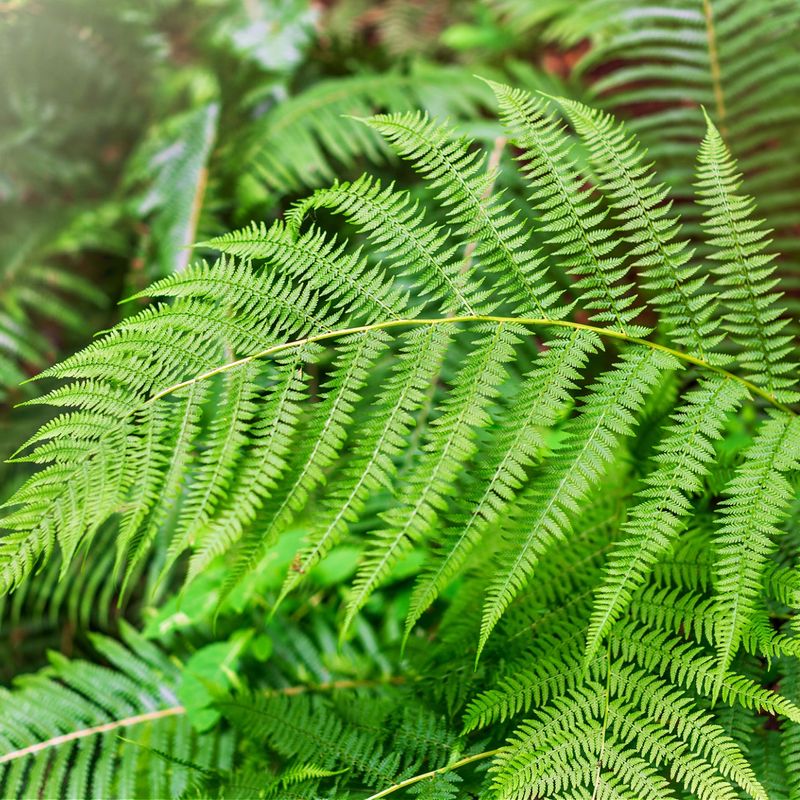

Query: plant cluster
left=0, top=2, right=799, bottom=799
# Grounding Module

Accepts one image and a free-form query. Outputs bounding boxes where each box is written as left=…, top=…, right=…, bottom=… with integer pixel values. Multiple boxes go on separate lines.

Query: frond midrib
left=147, top=315, right=795, bottom=415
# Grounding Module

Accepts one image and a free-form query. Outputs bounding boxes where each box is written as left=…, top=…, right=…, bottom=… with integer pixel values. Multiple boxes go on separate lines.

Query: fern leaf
left=712, top=412, right=800, bottom=685
left=243, top=65, right=491, bottom=197
left=489, top=81, right=649, bottom=336
left=479, top=346, right=679, bottom=655
left=225, top=331, right=390, bottom=591
left=366, top=112, right=565, bottom=318
left=288, top=175, right=477, bottom=314
left=0, top=625, right=229, bottom=800
left=345, top=323, right=521, bottom=632
left=406, top=328, right=599, bottom=635
left=609, top=664, right=766, bottom=800
left=115, top=382, right=208, bottom=591
left=279, top=326, right=450, bottom=604
left=553, top=96, right=722, bottom=357
left=164, top=364, right=260, bottom=576
left=696, top=115, right=799, bottom=402
left=587, top=376, right=747, bottom=657
left=184, top=352, right=313, bottom=582
left=205, top=221, right=408, bottom=323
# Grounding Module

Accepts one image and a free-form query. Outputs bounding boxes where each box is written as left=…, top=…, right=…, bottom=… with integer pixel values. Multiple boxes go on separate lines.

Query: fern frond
left=712, top=412, right=800, bottom=685
left=587, top=376, right=747, bottom=657
left=187, top=352, right=314, bottom=585
left=489, top=81, right=649, bottom=337
left=406, top=328, right=599, bottom=635
left=223, top=331, right=390, bottom=591
left=279, top=326, right=449, bottom=603
left=479, top=346, right=679, bottom=654
left=553, top=96, right=722, bottom=357
left=0, top=625, right=229, bottom=800
left=288, top=174, right=477, bottom=314
left=555, top=0, right=800, bottom=272
left=243, top=65, right=492, bottom=198
left=366, top=112, right=565, bottom=318
left=205, top=221, right=409, bottom=322
left=345, top=323, right=521, bottom=632
left=695, top=116, right=799, bottom=402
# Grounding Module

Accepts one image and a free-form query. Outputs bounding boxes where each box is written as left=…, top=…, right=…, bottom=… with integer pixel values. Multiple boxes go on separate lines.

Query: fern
left=0, top=624, right=230, bottom=800
left=242, top=65, right=492, bottom=200
left=1, top=77, right=799, bottom=797
left=497, top=0, right=800, bottom=312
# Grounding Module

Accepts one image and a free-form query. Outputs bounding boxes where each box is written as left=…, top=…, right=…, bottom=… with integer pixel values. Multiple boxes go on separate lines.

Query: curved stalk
left=148, top=315, right=794, bottom=415
left=365, top=747, right=504, bottom=799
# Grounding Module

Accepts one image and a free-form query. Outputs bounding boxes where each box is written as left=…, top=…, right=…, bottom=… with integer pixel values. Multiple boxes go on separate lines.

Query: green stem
left=703, top=0, right=728, bottom=137
left=147, top=315, right=794, bottom=415
left=591, top=642, right=613, bottom=800
left=365, top=748, right=504, bottom=799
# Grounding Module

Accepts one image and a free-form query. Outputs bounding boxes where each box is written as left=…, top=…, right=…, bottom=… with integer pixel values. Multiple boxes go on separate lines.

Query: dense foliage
left=1, top=2, right=798, bottom=798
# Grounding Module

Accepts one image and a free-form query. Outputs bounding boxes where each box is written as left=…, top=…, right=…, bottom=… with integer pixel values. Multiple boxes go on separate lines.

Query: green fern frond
left=0, top=625, right=229, bottom=800
left=287, top=174, right=476, bottom=314
left=587, top=375, right=747, bottom=657
left=405, top=328, right=599, bottom=635
left=204, top=221, right=409, bottom=322
left=712, top=412, right=800, bottom=685
left=223, top=331, right=390, bottom=592
left=279, top=326, right=449, bottom=605
left=552, top=96, right=722, bottom=358
left=243, top=65, right=492, bottom=198
left=345, top=322, right=521, bottom=633
left=479, top=346, right=678, bottom=655
left=696, top=116, right=799, bottom=402
left=365, top=111, right=565, bottom=318
left=489, top=82, right=649, bottom=337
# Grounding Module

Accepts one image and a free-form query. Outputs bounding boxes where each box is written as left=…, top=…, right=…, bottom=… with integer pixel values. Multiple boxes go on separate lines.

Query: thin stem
left=0, top=676, right=405, bottom=765
left=147, top=315, right=794, bottom=415
left=0, top=707, right=185, bottom=765
left=591, top=642, right=613, bottom=800
left=703, top=0, right=728, bottom=137
left=365, top=748, right=504, bottom=799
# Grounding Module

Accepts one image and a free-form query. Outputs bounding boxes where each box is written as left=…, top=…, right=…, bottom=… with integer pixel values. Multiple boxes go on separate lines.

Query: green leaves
left=587, top=376, right=747, bottom=657
left=480, top=346, right=679, bottom=655
left=366, top=111, right=565, bottom=319
left=696, top=116, right=799, bottom=403
left=0, top=626, right=229, bottom=800
left=1, top=76, right=799, bottom=800
left=712, top=413, right=800, bottom=685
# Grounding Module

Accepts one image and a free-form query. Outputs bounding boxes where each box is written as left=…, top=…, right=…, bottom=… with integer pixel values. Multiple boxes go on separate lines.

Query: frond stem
left=364, top=747, right=504, bottom=799
left=0, top=676, right=406, bottom=765
left=591, top=642, right=613, bottom=800
left=703, top=0, right=728, bottom=136
left=147, top=316, right=794, bottom=415
left=0, top=707, right=185, bottom=765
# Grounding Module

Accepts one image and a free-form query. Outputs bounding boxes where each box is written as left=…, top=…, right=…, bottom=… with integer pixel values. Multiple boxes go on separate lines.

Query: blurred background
left=1, top=0, right=799, bottom=679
